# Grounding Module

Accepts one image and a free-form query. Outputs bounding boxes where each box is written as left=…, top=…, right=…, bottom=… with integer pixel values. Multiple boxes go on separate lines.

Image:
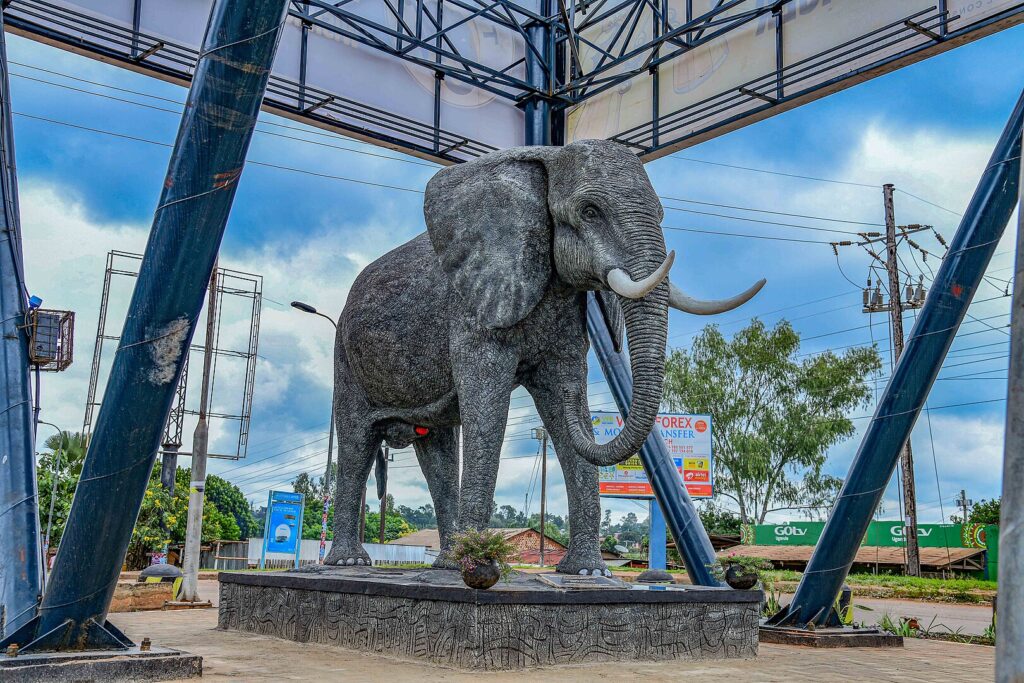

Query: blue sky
left=14, top=22, right=1024, bottom=527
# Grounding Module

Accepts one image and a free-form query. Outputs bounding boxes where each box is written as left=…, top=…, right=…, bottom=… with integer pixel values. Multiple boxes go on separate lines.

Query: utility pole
left=379, top=446, right=388, bottom=544
left=883, top=184, right=921, bottom=578
left=956, top=489, right=973, bottom=524
left=843, top=186, right=930, bottom=578
left=532, top=427, right=548, bottom=567
left=178, top=266, right=218, bottom=604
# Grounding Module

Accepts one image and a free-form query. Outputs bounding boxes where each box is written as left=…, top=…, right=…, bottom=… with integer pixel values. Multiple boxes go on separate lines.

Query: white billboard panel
left=5, top=0, right=526, bottom=162
left=566, top=0, right=1024, bottom=158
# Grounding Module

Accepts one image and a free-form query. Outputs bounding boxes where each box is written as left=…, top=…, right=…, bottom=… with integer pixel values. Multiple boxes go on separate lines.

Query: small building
left=723, top=520, right=997, bottom=578
left=390, top=527, right=568, bottom=565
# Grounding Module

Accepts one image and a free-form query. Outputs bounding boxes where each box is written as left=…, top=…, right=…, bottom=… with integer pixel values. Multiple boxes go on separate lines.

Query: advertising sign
left=591, top=411, right=712, bottom=498
left=743, top=521, right=980, bottom=549
left=260, top=490, right=305, bottom=569
left=6, top=0, right=527, bottom=163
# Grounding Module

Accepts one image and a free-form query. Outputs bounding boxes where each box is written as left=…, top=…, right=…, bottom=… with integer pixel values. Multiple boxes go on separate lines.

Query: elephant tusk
left=606, top=250, right=675, bottom=300
left=667, top=277, right=766, bottom=315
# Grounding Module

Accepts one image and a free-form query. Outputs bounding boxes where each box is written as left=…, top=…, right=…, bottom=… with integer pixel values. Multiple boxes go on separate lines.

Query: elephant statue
left=324, top=139, right=764, bottom=574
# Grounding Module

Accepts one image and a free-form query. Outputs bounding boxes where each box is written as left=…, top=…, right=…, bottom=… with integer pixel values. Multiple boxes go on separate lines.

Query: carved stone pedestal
left=218, top=566, right=759, bottom=670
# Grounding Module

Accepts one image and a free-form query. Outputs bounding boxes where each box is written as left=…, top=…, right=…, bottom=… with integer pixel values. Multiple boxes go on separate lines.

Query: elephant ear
left=424, top=151, right=551, bottom=329
left=595, top=290, right=625, bottom=354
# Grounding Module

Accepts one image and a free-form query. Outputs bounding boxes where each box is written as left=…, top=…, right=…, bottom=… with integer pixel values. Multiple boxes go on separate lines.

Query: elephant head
left=424, top=139, right=764, bottom=466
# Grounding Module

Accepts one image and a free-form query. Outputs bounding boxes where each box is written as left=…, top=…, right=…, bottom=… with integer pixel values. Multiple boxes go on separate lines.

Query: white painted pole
left=997, top=129, right=1024, bottom=682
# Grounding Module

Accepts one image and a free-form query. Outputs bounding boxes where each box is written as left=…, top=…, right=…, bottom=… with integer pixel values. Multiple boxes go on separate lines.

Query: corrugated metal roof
left=720, top=544, right=985, bottom=568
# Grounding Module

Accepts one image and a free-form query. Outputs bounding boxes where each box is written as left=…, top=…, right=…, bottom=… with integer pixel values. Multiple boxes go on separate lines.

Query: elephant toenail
left=578, top=569, right=587, bottom=575
left=345, top=558, right=356, bottom=565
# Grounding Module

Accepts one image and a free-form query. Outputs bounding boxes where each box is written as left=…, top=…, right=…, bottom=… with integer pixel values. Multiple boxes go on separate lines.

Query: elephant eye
left=581, top=205, right=600, bottom=222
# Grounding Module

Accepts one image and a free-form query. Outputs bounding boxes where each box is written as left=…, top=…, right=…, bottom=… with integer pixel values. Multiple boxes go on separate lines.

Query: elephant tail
left=374, top=446, right=388, bottom=501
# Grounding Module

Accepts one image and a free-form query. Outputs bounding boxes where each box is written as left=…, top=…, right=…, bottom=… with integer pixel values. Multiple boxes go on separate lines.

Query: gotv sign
left=590, top=412, right=712, bottom=498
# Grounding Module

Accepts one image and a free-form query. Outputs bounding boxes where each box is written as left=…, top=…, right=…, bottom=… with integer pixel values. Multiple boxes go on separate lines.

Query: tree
left=664, top=319, right=880, bottom=525
left=491, top=504, right=528, bottom=528
left=36, top=431, right=87, bottom=548
left=301, top=500, right=333, bottom=540
left=364, top=510, right=413, bottom=541
left=291, top=462, right=337, bottom=502
left=397, top=503, right=437, bottom=529
left=206, top=474, right=258, bottom=538
left=698, top=500, right=741, bottom=535
left=953, top=497, right=1000, bottom=525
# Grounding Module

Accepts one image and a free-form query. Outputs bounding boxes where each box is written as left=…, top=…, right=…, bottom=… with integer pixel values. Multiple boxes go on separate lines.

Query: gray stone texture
left=0, top=647, right=201, bottom=682
left=218, top=568, right=759, bottom=670
left=327, top=140, right=672, bottom=575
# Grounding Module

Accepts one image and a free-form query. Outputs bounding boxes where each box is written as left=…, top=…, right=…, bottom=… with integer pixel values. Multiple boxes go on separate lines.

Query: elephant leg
left=324, top=423, right=377, bottom=567
left=412, top=427, right=460, bottom=569
left=525, top=365, right=609, bottom=577
left=452, top=342, right=517, bottom=533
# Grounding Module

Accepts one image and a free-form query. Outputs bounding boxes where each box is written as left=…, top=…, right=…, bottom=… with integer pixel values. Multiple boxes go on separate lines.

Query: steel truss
left=5, top=0, right=1023, bottom=161
left=83, top=251, right=262, bottom=461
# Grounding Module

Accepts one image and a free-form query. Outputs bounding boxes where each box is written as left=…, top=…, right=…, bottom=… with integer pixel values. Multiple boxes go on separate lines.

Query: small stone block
left=759, top=625, right=904, bottom=648
left=0, top=645, right=201, bottom=682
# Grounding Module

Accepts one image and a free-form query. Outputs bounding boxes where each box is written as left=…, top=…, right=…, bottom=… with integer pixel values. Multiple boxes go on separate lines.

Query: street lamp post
left=290, top=301, right=339, bottom=563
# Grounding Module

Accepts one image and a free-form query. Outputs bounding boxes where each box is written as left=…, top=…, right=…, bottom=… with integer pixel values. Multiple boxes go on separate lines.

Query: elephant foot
left=431, top=551, right=459, bottom=570
left=324, top=543, right=372, bottom=567
left=556, top=550, right=612, bottom=578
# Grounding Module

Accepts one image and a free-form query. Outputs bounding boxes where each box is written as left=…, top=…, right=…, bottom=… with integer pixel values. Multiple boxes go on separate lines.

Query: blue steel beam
left=2, top=0, right=290, bottom=651
left=769, top=88, right=1024, bottom=628
left=0, top=6, right=42, bottom=639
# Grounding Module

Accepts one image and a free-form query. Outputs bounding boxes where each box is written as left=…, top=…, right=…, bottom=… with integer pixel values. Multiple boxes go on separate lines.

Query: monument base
left=218, top=566, right=759, bottom=670
left=0, top=645, right=201, bottom=682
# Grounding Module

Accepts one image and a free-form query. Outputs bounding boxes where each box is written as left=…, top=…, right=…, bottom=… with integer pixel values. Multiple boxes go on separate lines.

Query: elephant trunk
left=565, top=247, right=669, bottom=467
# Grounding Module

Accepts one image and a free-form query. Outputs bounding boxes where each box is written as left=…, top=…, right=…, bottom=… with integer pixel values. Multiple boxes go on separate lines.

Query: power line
left=894, top=188, right=963, bottom=217
left=662, top=204, right=865, bottom=236
left=659, top=195, right=884, bottom=227
left=661, top=224, right=831, bottom=244
left=667, top=155, right=879, bottom=189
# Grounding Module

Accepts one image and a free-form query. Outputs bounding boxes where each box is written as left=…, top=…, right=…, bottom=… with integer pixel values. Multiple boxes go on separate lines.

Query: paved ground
left=109, top=580, right=994, bottom=682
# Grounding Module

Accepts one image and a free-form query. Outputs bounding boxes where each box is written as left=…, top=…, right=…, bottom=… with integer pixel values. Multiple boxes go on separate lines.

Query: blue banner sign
left=260, top=490, right=305, bottom=569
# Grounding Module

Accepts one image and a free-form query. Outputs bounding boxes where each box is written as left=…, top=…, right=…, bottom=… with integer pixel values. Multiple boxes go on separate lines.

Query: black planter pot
left=724, top=564, right=758, bottom=590
left=461, top=559, right=501, bottom=589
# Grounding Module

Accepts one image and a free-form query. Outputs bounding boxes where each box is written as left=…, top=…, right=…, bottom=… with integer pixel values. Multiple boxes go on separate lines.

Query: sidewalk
left=113, top=593, right=993, bottom=682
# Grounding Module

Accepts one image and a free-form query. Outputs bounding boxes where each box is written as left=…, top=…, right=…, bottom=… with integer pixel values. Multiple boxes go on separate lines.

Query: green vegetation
left=761, top=570, right=997, bottom=604
left=37, top=432, right=253, bottom=570
left=664, top=320, right=881, bottom=524
left=953, top=497, right=1000, bottom=525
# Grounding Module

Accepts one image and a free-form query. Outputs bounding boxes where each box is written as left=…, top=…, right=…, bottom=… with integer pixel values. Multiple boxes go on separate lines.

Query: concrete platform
left=0, top=644, right=201, bottom=682
left=760, top=624, right=904, bottom=648
left=218, top=566, right=760, bottom=670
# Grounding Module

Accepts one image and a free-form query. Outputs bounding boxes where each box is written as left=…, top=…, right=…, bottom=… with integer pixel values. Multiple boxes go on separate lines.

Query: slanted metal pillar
left=996, top=127, right=1024, bottom=683
left=771, top=89, right=1024, bottom=628
left=0, top=6, right=42, bottom=639
left=3, top=0, right=289, bottom=651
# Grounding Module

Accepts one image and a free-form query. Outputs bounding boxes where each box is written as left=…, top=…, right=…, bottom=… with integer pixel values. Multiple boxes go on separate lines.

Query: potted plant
left=709, top=553, right=772, bottom=590
left=452, top=529, right=516, bottom=589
